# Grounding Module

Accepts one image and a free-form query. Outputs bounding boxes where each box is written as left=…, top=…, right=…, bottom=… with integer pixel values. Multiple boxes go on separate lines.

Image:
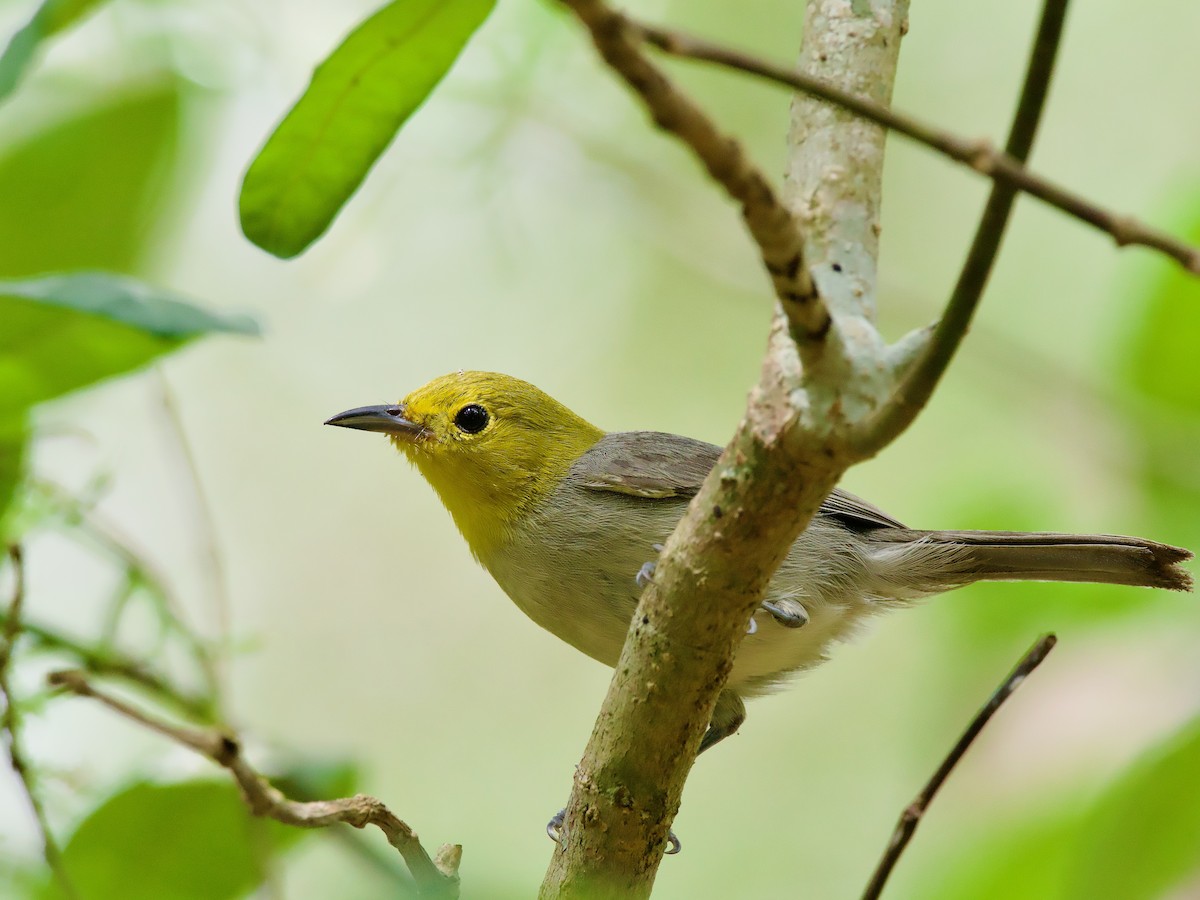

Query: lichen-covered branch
left=558, top=0, right=830, bottom=342
left=48, top=669, right=461, bottom=900
left=539, top=3, right=909, bottom=897
left=856, top=0, right=1071, bottom=453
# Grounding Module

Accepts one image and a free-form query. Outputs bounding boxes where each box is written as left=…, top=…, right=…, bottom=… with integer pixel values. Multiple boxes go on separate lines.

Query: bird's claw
left=548, top=808, right=681, bottom=856
left=761, top=599, right=809, bottom=628
left=635, top=543, right=667, bottom=587
left=547, top=809, right=565, bottom=844
left=635, top=561, right=656, bottom=588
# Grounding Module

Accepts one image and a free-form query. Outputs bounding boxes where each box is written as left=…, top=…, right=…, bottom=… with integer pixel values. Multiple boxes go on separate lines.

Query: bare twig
left=856, top=0, right=1071, bottom=452
left=47, top=669, right=460, bottom=899
left=1, top=548, right=79, bottom=899
left=634, top=22, right=1200, bottom=274
left=156, top=371, right=233, bottom=696
left=559, top=0, right=831, bottom=343
left=861, top=634, right=1058, bottom=900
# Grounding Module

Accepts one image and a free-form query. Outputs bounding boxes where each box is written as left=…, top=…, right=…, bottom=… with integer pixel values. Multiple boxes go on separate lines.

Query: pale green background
left=1, top=0, right=1199, bottom=897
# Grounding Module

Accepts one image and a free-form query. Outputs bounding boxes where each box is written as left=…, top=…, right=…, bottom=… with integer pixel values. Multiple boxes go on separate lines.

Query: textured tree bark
left=539, top=2, right=909, bottom=897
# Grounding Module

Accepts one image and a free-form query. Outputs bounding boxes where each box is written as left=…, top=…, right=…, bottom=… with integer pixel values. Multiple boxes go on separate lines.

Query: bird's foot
left=547, top=808, right=681, bottom=855
left=634, top=543, right=666, bottom=587
left=761, top=599, right=809, bottom=628
left=547, top=809, right=566, bottom=844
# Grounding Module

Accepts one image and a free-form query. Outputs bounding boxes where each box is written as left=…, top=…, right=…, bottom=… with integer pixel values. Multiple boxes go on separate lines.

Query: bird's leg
left=699, top=689, right=746, bottom=754
left=547, top=690, right=746, bottom=853
left=760, top=598, right=809, bottom=628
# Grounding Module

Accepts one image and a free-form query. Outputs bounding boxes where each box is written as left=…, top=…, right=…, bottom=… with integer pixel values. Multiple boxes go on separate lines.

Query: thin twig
left=156, top=371, right=233, bottom=696
left=1, top=548, right=80, bottom=899
left=861, top=634, right=1058, bottom=900
left=856, top=0, right=1071, bottom=452
left=635, top=23, right=1200, bottom=274
left=0, top=608, right=214, bottom=721
left=36, top=479, right=223, bottom=707
left=47, top=669, right=460, bottom=900
left=558, top=0, right=832, bottom=343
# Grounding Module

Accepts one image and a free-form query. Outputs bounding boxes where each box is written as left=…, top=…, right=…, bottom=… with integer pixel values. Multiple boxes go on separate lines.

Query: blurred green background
left=1, top=0, right=1199, bottom=897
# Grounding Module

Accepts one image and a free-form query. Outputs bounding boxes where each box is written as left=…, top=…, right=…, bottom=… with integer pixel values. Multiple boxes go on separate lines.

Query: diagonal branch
left=560, top=0, right=831, bottom=343
left=633, top=21, right=1200, bottom=274
left=855, top=0, right=1072, bottom=452
left=48, top=669, right=461, bottom=900
left=1, top=547, right=79, bottom=899
left=861, top=634, right=1058, bottom=900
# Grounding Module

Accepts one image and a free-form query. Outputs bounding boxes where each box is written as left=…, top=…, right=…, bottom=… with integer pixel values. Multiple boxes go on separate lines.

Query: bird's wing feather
left=570, top=432, right=907, bottom=529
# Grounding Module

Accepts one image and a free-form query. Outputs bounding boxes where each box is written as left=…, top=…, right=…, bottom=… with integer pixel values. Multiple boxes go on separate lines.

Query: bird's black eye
left=454, top=404, right=489, bottom=434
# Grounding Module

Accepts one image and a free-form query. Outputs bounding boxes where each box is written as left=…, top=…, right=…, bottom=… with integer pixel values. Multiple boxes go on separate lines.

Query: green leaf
left=44, top=780, right=268, bottom=900
left=239, top=0, right=494, bottom=258
left=0, top=0, right=110, bottom=102
left=1125, top=210, right=1200, bottom=415
left=1064, top=714, right=1200, bottom=900
left=0, top=81, right=180, bottom=278
left=0, top=272, right=258, bottom=417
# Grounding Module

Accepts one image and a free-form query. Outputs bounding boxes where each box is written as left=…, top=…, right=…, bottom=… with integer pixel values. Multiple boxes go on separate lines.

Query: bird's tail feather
left=867, top=530, right=1194, bottom=592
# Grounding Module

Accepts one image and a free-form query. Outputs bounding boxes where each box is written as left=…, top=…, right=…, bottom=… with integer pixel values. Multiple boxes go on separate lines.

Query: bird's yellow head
left=326, top=371, right=604, bottom=560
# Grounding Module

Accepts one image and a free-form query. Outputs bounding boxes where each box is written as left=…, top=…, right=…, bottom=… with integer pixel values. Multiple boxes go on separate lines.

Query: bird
left=326, top=370, right=1192, bottom=829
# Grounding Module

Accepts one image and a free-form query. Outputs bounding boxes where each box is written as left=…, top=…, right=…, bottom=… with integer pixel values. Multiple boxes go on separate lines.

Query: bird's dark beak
left=324, top=404, right=423, bottom=438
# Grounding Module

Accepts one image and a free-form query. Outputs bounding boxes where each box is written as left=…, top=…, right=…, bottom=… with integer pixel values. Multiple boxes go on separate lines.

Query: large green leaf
left=0, top=0, right=111, bottom=102
left=0, top=272, right=258, bottom=417
left=1064, top=714, right=1200, bottom=900
left=43, top=780, right=269, bottom=900
left=0, top=81, right=180, bottom=277
left=239, top=0, right=495, bottom=258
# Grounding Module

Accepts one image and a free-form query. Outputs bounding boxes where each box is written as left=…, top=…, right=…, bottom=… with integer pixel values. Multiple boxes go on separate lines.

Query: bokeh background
left=1, top=0, right=1199, bottom=897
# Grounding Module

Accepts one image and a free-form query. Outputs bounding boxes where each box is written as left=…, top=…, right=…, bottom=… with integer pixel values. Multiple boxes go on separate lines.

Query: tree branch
left=559, top=0, right=831, bottom=343
left=861, top=634, right=1058, bottom=900
left=855, top=0, right=1071, bottom=452
left=540, top=3, right=908, bottom=897
left=1, top=547, right=79, bottom=899
left=47, top=669, right=461, bottom=900
left=632, top=20, right=1200, bottom=274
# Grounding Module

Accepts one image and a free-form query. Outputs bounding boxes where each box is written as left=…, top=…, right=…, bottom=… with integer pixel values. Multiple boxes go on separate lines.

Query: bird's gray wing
left=570, top=432, right=908, bottom=529
left=569, top=432, right=721, bottom=499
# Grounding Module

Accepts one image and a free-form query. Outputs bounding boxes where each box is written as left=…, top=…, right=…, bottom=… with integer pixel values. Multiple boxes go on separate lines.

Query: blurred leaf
left=0, top=414, right=26, bottom=533
left=44, top=780, right=268, bottom=900
left=239, top=0, right=495, bottom=258
left=270, top=757, right=360, bottom=803
left=0, top=272, right=258, bottom=416
left=0, top=81, right=180, bottom=277
left=0, top=0, right=111, bottom=102
left=1124, top=206, right=1200, bottom=414
left=1064, top=714, right=1200, bottom=900
left=917, top=806, right=1080, bottom=900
